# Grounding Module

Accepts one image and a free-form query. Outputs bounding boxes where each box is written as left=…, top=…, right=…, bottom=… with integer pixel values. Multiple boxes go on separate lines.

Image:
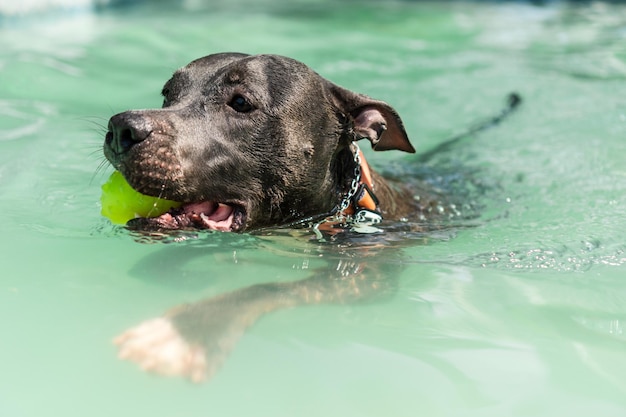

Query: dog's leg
left=114, top=255, right=399, bottom=382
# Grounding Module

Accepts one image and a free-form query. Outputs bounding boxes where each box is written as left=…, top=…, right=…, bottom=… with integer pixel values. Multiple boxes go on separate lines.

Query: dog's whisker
left=78, top=114, right=110, bottom=122
left=82, top=127, right=108, bottom=137
left=90, top=159, right=113, bottom=186
left=158, top=183, right=168, bottom=200
left=77, top=116, right=109, bottom=132
left=81, top=145, right=107, bottom=163
left=86, top=147, right=105, bottom=159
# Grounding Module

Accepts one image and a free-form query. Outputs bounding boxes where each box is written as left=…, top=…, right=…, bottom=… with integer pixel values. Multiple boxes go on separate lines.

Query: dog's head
left=104, top=53, right=415, bottom=232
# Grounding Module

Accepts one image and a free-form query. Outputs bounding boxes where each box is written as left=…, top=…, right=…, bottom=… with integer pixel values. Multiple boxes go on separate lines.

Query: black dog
left=104, top=52, right=426, bottom=233
left=105, top=53, right=520, bottom=382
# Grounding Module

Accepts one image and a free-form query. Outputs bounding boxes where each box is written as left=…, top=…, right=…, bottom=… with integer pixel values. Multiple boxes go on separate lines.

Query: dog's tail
left=417, top=92, right=522, bottom=163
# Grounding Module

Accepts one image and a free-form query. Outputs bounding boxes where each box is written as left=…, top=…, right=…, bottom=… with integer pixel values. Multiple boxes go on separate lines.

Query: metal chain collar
left=336, top=141, right=363, bottom=215
left=312, top=142, right=383, bottom=239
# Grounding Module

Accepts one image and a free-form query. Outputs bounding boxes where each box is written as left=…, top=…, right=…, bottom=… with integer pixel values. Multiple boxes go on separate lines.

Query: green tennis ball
left=101, top=171, right=182, bottom=225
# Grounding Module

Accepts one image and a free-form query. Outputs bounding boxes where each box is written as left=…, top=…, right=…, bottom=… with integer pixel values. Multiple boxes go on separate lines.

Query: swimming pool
left=1, top=1, right=625, bottom=416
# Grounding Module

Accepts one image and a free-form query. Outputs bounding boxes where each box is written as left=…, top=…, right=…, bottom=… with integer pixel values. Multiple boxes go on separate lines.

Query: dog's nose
left=105, top=113, right=153, bottom=154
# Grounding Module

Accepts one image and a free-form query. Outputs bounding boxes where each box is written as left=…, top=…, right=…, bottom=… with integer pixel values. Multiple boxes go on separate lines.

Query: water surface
left=1, top=1, right=626, bottom=416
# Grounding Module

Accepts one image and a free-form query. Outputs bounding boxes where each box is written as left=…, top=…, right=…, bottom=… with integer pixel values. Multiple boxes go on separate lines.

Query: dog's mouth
left=126, top=201, right=247, bottom=232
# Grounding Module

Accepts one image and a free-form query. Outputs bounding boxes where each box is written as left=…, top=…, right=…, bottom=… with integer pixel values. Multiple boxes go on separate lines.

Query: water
left=2, top=1, right=626, bottom=416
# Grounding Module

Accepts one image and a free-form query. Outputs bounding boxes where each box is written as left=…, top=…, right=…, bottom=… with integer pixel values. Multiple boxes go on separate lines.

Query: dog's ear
left=328, top=84, right=415, bottom=153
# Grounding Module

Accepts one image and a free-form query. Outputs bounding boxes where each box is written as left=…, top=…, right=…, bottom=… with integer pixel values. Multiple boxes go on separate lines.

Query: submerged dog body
left=104, top=53, right=423, bottom=232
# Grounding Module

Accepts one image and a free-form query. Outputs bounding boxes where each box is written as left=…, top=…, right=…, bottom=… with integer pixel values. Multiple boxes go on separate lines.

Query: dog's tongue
left=128, top=201, right=236, bottom=231
left=183, top=202, right=235, bottom=230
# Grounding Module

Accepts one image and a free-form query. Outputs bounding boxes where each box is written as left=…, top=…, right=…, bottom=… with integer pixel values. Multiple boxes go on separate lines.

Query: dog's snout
left=106, top=113, right=153, bottom=154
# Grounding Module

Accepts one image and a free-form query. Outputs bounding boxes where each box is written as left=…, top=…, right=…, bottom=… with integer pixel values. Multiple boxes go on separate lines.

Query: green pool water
left=1, top=1, right=626, bottom=416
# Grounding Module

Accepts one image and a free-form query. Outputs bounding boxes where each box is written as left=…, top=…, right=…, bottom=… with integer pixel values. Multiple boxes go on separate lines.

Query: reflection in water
left=0, top=99, right=56, bottom=141
left=116, top=231, right=406, bottom=382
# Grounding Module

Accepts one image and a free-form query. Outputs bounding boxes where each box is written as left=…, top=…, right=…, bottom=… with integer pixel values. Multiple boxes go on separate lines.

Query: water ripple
left=0, top=99, right=56, bottom=141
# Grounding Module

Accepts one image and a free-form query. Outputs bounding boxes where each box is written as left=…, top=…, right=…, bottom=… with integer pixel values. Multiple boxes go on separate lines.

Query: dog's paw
left=113, top=317, right=208, bottom=383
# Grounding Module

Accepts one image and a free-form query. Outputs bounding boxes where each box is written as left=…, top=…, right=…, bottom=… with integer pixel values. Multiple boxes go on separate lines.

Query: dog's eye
left=228, top=94, right=254, bottom=113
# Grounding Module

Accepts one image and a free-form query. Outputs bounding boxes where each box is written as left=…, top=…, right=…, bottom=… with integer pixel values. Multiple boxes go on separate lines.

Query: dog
left=104, top=53, right=520, bottom=382
left=103, top=52, right=432, bottom=234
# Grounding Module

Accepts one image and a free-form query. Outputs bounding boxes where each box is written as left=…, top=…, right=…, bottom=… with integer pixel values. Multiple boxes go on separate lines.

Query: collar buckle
left=353, top=208, right=383, bottom=225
